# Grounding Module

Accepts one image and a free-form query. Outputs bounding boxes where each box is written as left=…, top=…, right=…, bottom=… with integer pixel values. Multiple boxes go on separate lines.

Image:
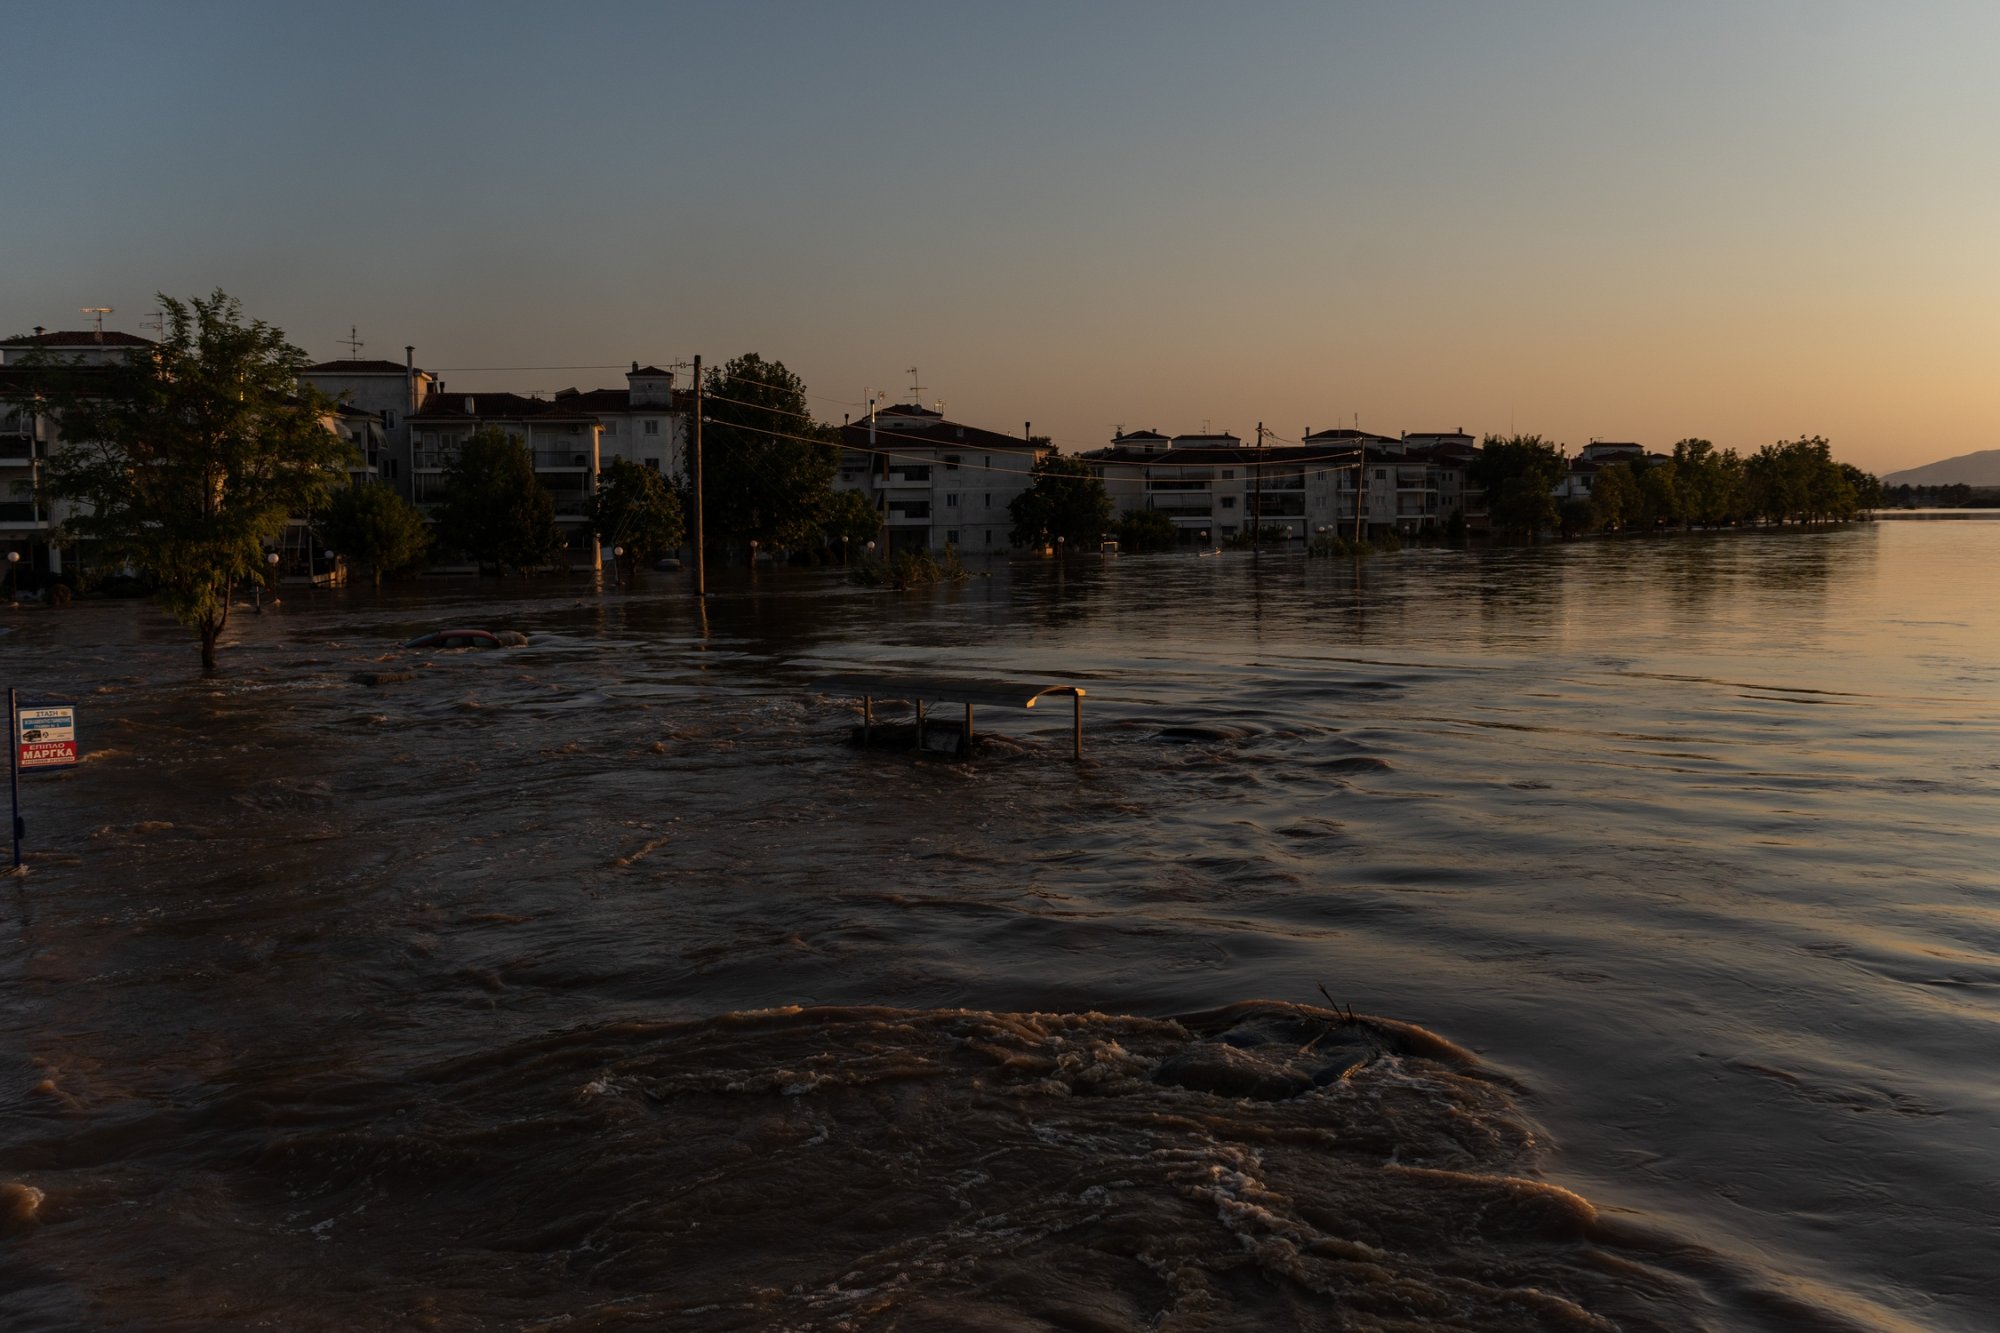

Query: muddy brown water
left=2, top=523, right=1995, bottom=1330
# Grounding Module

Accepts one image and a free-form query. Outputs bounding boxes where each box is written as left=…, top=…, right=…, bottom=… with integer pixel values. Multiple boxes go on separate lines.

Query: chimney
left=464, top=395, right=475, bottom=415
left=631, top=360, right=639, bottom=373
left=405, top=345, right=416, bottom=418
left=33, top=326, right=44, bottom=338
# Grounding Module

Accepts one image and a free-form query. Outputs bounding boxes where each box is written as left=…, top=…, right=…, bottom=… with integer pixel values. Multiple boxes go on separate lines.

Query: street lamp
left=841, top=534, right=849, bottom=566
left=5, top=550, right=18, bottom=603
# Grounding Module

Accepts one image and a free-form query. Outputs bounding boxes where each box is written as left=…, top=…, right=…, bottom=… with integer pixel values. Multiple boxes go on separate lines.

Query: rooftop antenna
left=82, top=306, right=112, bottom=340
left=339, top=325, right=365, bottom=359
left=139, top=310, right=165, bottom=340
left=906, top=366, right=925, bottom=405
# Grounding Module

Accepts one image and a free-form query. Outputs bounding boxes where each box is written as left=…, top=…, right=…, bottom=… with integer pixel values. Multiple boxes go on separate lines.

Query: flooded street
left=3, top=522, right=1996, bottom=1330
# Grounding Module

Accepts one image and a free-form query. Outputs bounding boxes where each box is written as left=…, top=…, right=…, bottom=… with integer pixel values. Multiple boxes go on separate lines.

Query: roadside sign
left=16, top=701, right=77, bottom=770
left=10, top=689, right=80, bottom=870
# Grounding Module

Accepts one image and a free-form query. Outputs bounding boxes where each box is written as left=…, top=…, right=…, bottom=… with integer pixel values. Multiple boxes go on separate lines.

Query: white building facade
left=834, top=404, right=1046, bottom=555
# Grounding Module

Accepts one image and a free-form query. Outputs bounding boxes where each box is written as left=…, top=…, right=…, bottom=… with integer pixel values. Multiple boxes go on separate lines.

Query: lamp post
left=612, top=545, right=625, bottom=587
left=841, top=534, right=849, bottom=566
left=5, top=550, right=18, bottom=603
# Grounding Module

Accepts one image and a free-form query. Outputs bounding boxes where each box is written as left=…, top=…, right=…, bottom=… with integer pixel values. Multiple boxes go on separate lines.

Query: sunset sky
left=9, top=2, right=1996, bottom=474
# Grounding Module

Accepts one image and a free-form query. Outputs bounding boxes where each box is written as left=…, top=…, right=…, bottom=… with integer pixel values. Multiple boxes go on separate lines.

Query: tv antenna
left=340, top=325, right=365, bottom=359
left=140, top=310, right=165, bottom=340
left=82, top=306, right=112, bottom=337
left=906, top=366, right=925, bottom=404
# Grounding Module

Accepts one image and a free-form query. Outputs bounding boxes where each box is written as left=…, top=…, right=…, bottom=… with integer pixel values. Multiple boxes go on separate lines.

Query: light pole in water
left=4, top=550, right=17, bottom=602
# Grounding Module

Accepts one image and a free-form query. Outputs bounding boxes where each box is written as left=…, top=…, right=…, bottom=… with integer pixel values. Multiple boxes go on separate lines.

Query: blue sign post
left=9, top=689, right=79, bottom=871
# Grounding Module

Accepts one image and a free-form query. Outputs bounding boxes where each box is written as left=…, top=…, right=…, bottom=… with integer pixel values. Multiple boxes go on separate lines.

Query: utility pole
left=691, top=354, right=705, bottom=598
left=1354, top=436, right=1367, bottom=546
left=1252, top=422, right=1265, bottom=556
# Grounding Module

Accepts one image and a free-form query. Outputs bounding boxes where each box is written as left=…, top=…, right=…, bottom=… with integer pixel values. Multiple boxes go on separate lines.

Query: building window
left=947, top=530, right=960, bottom=545
left=644, top=420, right=660, bottom=436
left=1222, top=469, right=1235, bottom=480
left=1220, top=496, right=1236, bottom=509
left=644, top=458, right=659, bottom=470
left=984, top=493, right=991, bottom=507
left=604, top=421, right=618, bottom=436
left=984, top=530, right=992, bottom=545
left=945, top=493, right=958, bottom=508
left=384, top=410, right=396, bottom=429
left=945, top=454, right=961, bottom=470
left=1375, top=468, right=1387, bottom=479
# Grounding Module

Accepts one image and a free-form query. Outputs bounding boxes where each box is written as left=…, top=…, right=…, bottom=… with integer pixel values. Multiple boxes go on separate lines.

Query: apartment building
left=1087, top=426, right=1480, bottom=544
left=301, top=353, right=435, bottom=491
left=834, top=404, right=1046, bottom=555
left=0, top=327, right=156, bottom=579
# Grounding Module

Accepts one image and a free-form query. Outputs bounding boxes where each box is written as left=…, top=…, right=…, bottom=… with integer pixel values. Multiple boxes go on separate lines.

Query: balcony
left=0, top=436, right=35, bottom=467
left=534, top=449, right=594, bottom=471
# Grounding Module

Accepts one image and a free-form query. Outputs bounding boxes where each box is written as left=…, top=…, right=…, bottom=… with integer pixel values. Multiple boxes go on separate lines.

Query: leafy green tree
left=1008, top=447, right=1113, bottom=550
left=18, top=290, right=353, bottom=672
left=433, top=425, right=561, bottom=574
left=590, top=456, right=684, bottom=582
left=1840, top=463, right=1885, bottom=513
left=1669, top=439, right=1744, bottom=527
left=1472, top=434, right=1565, bottom=539
left=1589, top=462, right=1640, bottom=532
left=322, top=482, right=431, bottom=589
left=691, top=353, right=838, bottom=558
left=819, top=486, right=882, bottom=555
left=1634, top=460, right=1682, bottom=531
left=1114, top=507, right=1178, bottom=552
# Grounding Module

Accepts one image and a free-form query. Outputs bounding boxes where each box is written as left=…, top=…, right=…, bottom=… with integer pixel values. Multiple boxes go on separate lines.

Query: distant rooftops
left=412, top=389, right=595, bottom=421
left=0, top=329, right=155, bottom=348
left=305, top=358, right=422, bottom=375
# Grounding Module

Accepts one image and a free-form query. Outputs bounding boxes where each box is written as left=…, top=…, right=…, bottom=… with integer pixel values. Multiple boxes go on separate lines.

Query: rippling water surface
left=2, top=523, right=1995, bottom=1330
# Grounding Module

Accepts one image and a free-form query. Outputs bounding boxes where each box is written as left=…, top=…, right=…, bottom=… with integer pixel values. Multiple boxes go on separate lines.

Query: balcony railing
left=534, top=450, right=594, bottom=470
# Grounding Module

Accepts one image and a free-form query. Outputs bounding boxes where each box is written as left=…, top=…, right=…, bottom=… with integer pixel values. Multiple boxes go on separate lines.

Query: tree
left=1634, top=460, right=1682, bottom=531
left=1558, top=498, right=1596, bottom=539
left=1471, top=434, right=1565, bottom=540
left=19, top=290, right=353, bottom=672
left=819, top=486, right=882, bottom=555
left=1589, top=462, right=1640, bottom=532
left=690, top=354, right=838, bottom=557
left=590, top=457, right=684, bottom=582
left=432, top=425, right=561, bottom=573
left=1114, top=507, right=1178, bottom=553
left=1008, top=447, right=1113, bottom=550
left=322, top=482, right=431, bottom=589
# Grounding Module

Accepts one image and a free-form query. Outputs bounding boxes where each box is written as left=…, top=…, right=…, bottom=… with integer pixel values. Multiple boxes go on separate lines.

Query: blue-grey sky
left=9, top=1, right=1997, bottom=471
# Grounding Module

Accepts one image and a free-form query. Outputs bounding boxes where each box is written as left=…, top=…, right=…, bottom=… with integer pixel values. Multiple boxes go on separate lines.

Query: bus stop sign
left=17, top=701, right=78, bottom=770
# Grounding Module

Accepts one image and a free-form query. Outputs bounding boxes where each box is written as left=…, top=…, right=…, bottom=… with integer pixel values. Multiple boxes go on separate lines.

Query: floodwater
left=2, top=523, right=1996, bottom=1331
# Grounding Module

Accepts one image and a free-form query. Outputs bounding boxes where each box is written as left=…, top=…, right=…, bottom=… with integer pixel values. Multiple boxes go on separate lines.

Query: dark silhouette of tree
left=322, top=483, right=430, bottom=589
left=1472, top=435, right=1564, bottom=539
left=433, top=425, right=561, bottom=573
left=590, top=456, right=684, bottom=581
left=690, top=354, right=838, bottom=558
left=1008, top=447, right=1112, bottom=550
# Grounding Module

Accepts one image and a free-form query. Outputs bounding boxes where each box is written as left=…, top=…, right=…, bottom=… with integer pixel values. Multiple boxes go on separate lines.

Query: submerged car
left=402, top=628, right=528, bottom=650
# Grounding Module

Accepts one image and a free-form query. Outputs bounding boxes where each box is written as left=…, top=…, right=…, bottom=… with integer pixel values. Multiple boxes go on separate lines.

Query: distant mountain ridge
left=1881, top=449, right=2000, bottom=487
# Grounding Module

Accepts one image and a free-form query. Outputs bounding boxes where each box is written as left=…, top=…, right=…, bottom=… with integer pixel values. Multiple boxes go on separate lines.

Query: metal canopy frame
left=813, top=675, right=1088, bottom=761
